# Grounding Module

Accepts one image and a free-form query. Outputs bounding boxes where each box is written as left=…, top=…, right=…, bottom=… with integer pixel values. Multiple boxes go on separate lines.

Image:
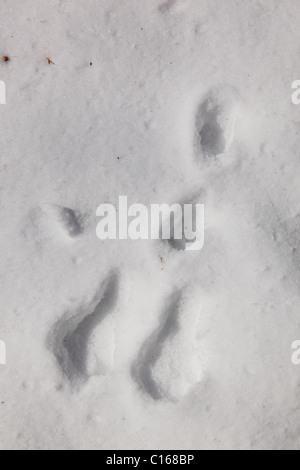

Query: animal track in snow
left=42, top=204, right=83, bottom=239
left=167, top=210, right=202, bottom=251
left=159, top=195, right=205, bottom=252
left=158, top=0, right=191, bottom=14
left=163, top=203, right=189, bottom=251
left=132, top=291, right=202, bottom=402
left=48, top=273, right=118, bottom=386
left=195, top=88, right=238, bottom=160
left=159, top=0, right=176, bottom=14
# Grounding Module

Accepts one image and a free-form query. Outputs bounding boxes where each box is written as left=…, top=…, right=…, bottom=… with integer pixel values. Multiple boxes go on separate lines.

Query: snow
left=1, top=0, right=300, bottom=450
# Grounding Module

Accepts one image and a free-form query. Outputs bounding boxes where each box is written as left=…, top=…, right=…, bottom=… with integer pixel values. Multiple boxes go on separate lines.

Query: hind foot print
left=48, top=273, right=119, bottom=387
left=195, top=87, right=239, bottom=161
left=132, top=292, right=203, bottom=402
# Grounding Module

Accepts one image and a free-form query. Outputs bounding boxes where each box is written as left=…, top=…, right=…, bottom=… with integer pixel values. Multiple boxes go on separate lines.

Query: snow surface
left=1, top=0, right=300, bottom=450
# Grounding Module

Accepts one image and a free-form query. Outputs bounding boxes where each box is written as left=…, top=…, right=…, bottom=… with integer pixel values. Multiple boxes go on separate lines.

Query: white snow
left=1, top=0, right=300, bottom=450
